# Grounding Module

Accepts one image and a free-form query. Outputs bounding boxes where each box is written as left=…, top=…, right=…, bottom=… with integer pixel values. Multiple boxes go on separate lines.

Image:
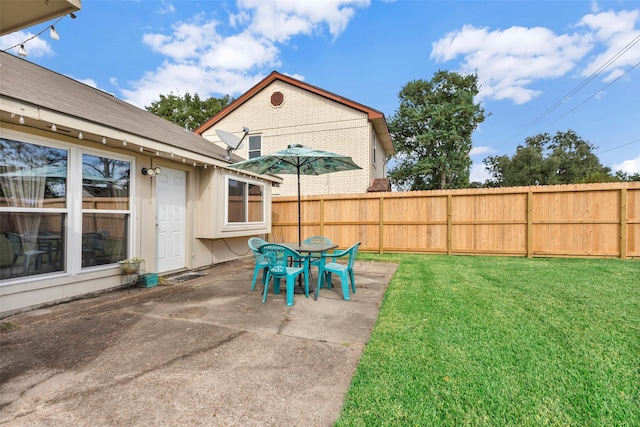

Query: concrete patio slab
left=0, top=258, right=398, bottom=426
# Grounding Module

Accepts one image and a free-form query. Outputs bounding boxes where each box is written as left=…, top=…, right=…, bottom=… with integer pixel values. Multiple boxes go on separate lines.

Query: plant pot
left=119, top=261, right=140, bottom=274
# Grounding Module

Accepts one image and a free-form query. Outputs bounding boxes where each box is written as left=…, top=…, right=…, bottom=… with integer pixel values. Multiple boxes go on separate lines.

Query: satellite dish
left=216, top=128, right=250, bottom=161
left=216, top=129, right=244, bottom=150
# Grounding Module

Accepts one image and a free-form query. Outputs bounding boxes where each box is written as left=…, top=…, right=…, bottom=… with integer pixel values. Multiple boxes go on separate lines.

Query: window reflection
left=82, top=154, right=131, bottom=269
left=227, top=178, right=264, bottom=224
left=1, top=212, right=66, bottom=278
left=82, top=154, right=130, bottom=210
left=228, top=179, right=246, bottom=223
left=82, top=213, right=128, bottom=268
left=0, top=139, right=67, bottom=208
left=0, top=140, right=68, bottom=279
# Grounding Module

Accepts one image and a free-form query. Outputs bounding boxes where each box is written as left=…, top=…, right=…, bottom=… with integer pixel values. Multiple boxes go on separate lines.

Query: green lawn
left=336, top=254, right=640, bottom=426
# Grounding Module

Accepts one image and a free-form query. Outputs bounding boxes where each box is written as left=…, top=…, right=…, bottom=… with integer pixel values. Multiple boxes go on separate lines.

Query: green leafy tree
left=145, top=92, right=233, bottom=131
left=388, top=70, right=485, bottom=190
left=484, top=130, right=612, bottom=187
left=614, top=171, right=640, bottom=182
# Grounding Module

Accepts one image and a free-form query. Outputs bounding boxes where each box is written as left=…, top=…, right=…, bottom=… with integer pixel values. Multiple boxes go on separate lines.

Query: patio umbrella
left=229, top=144, right=361, bottom=245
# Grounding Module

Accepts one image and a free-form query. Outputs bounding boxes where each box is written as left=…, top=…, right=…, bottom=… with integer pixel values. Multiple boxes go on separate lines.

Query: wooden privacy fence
left=270, top=182, right=640, bottom=259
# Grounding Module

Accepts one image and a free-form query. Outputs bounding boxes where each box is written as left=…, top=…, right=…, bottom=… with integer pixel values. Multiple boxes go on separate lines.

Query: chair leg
left=251, top=267, right=260, bottom=290
left=286, top=276, right=295, bottom=306
left=263, top=273, right=271, bottom=303
left=349, top=270, right=356, bottom=293
left=339, top=271, right=350, bottom=300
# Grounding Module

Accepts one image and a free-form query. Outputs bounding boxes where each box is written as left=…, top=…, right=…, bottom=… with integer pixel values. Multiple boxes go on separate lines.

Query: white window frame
left=224, top=174, right=266, bottom=228
left=0, top=128, right=135, bottom=284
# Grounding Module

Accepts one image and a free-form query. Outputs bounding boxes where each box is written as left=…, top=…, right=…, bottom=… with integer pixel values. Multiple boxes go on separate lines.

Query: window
left=0, top=135, right=132, bottom=282
left=248, top=135, right=262, bottom=159
left=0, top=139, right=68, bottom=279
left=226, top=177, right=264, bottom=224
left=81, top=153, right=131, bottom=268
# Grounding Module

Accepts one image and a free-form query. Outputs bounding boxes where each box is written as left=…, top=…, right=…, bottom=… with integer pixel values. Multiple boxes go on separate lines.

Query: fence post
left=447, top=194, right=453, bottom=255
left=620, top=188, right=627, bottom=259
left=319, top=199, right=325, bottom=237
left=527, top=191, right=533, bottom=258
left=379, top=196, right=384, bottom=254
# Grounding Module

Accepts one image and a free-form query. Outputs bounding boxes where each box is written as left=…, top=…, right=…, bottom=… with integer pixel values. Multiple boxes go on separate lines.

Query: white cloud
left=470, top=146, right=495, bottom=156
left=431, top=24, right=592, bottom=104
left=430, top=8, right=640, bottom=105
left=240, top=0, right=370, bottom=42
left=614, top=154, right=640, bottom=174
left=124, top=0, right=369, bottom=107
left=470, top=162, right=492, bottom=183
left=157, top=0, right=176, bottom=15
left=577, top=10, right=640, bottom=82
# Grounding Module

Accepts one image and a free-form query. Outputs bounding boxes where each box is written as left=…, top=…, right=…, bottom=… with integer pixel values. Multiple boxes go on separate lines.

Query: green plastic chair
left=318, top=242, right=360, bottom=300
left=259, top=243, right=309, bottom=306
left=302, top=236, right=333, bottom=268
left=248, top=237, right=268, bottom=291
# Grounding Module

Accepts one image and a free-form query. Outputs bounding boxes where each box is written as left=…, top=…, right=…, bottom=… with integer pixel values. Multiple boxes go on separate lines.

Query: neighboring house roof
left=0, top=52, right=234, bottom=163
left=195, top=71, right=395, bottom=156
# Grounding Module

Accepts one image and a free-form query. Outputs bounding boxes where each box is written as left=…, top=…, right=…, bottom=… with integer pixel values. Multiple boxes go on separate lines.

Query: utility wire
left=497, top=32, right=640, bottom=145
left=596, top=139, right=640, bottom=155
left=534, top=61, right=640, bottom=134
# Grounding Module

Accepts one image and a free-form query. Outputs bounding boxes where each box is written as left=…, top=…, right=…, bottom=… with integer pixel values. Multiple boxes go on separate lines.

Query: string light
left=78, top=131, right=83, bottom=139
left=102, top=137, right=107, bottom=144
left=122, top=140, right=127, bottom=146
left=139, top=146, right=144, bottom=152
left=2, top=15, right=70, bottom=58
left=18, top=115, right=25, bottom=124
left=49, top=26, right=60, bottom=40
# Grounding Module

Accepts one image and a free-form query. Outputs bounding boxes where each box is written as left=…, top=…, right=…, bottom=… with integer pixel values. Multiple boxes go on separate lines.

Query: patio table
left=279, top=242, right=338, bottom=300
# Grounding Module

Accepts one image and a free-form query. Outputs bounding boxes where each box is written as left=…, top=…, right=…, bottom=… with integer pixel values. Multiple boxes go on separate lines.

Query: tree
left=388, top=70, right=485, bottom=190
left=483, top=130, right=612, bottom=187
left=145, top=92, right=233, bottom=131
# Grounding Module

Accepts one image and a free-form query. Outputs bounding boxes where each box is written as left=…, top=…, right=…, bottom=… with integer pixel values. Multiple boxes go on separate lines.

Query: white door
left=156, top=168, right=186, bottom=272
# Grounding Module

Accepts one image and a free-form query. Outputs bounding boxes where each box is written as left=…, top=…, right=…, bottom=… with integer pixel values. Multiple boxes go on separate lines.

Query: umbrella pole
left=297, top=168, right=301, bottom=246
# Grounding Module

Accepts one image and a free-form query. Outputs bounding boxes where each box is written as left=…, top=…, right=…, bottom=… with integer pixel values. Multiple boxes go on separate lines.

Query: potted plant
left=118, top=257, right=145, bottom=274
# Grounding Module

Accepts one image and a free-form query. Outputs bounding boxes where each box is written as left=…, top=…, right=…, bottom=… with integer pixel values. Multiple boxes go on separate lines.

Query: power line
left=596, top=138, right=640, bottom=155
left=497, top=32, right=640, bottom=146
left=534, top=61, right=640, bottom=134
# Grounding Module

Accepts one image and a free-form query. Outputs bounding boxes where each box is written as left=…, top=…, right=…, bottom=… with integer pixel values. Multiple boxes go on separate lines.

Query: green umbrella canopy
left=229, top=144, right=362, bottom=244
left=228, top=144, right=361, bottom=176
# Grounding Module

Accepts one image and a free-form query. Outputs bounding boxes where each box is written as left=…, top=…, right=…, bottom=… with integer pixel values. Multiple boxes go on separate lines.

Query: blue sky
left=2, top=0, right=639, bottom=182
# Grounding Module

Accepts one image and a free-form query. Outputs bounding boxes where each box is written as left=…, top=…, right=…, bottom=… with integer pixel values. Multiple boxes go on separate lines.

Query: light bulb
left=18, top=45, right=27, bottom=57
left=155, top=150, right=160, bottom=156
left=139, top=147, right=144, bottom=152
left=50, top=26, right=60, bottom=40
left=193, top=162, right=197, bottom=167
left=78, top=131, right=83, bottom=139
left=204, top=164, right=207, bottom=169
left=122, top=140, right=127, bottom=146
left=19, top=115, right=25, bottom=124
left=51, top=124, right=57, bottom=132
left=182, top=158, right=186, bottom=163
left=102, top=137, right=107, bottom=144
